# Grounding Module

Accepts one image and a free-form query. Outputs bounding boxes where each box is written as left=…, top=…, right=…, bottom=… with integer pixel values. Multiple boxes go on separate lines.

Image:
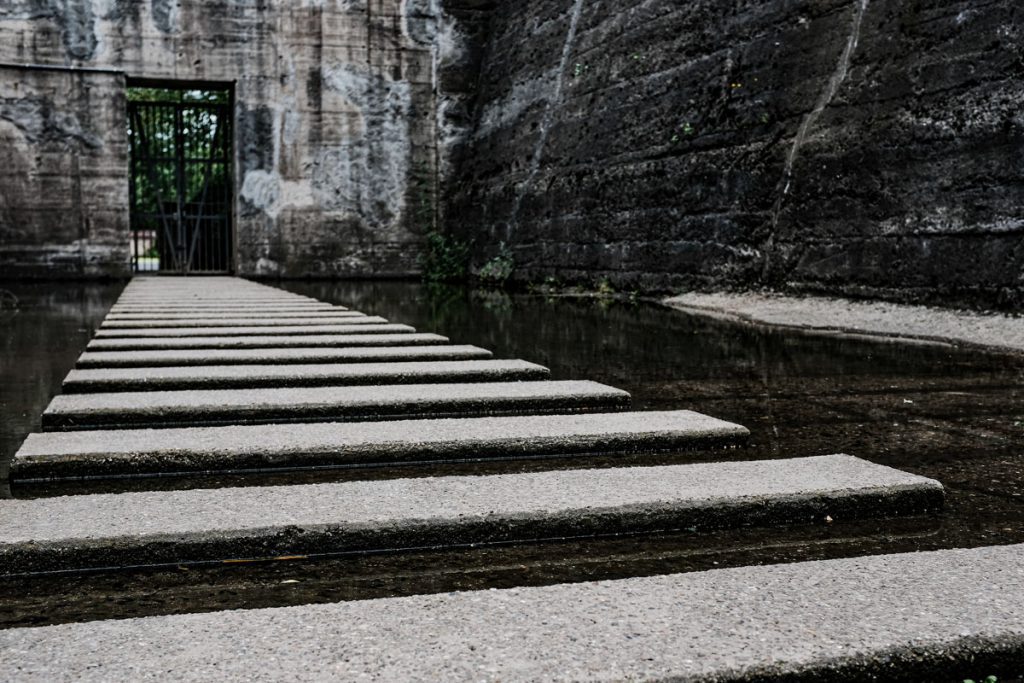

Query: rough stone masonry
left=1, top=1, right=1021, bottom=309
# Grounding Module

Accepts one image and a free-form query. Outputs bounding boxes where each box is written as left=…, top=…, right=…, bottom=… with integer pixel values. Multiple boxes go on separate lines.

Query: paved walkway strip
left=60, top=359, right=551, bottom=393
left=2, top=542, right=1014, bottom=681
left=0, top=455, right=940, bottom=574
left=41, top=380, right=632, bottom=430
left=75, top=345, right=494, bottom=368
left=93, top=321, right=400, bottom=337
left=13, top=409, right=745, bottom=479
left=86, top=332, right=445, bottom=351
left=100, top=315, right=371, bottom=328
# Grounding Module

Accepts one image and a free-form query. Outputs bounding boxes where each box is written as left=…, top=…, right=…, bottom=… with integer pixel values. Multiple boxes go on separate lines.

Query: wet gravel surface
left=1, top=280, right=1022, bottom=632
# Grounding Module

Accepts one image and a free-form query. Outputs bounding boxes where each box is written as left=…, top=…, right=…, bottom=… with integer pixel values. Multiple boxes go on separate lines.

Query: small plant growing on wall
left=420, top=231, right=471, bottom=283
left=476, top=242, right=515, bottom=287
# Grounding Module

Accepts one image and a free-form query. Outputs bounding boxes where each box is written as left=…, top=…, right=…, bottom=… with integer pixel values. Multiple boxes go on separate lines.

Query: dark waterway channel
left=1, top=279, right=1023, bottom=631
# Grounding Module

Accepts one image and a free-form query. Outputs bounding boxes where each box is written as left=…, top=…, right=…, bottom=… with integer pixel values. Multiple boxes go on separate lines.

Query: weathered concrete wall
left=0, top=66, right=130, bottom=278
left=0, top=0, right=473, bottom=278
left=447, top=0, right=1024, bottom=309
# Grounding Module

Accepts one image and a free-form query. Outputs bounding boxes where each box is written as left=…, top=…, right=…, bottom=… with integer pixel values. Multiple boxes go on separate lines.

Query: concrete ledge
left=94, top=320, right=394, bottom=337
left=0, top=455, right=940, bottom=574
left=86, top=332, right=446, bottom=351
left=665, top=291, right=1024, bottom=353
left=6, top=542, right=1022, bottom=681
left=75, top=345, right=494, bottom=368
left=60, top=359, right=550, bottom=393
left=13, top=409, right=744, bottom=479
left=100, top=315, right=370, bottom=328
left=40, top=380, right=632, bottom=430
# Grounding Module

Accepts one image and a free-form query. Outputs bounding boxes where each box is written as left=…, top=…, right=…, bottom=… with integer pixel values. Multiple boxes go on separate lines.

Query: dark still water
left=0, top=282, right=124, bottom=469
left=1, top=278, right=1023, bottom=628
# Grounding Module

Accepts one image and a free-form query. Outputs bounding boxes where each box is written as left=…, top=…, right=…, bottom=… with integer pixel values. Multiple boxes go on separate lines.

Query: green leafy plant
left=476, top=242, right=515, bottom=286
left=420, top=231, right=470, bottom=283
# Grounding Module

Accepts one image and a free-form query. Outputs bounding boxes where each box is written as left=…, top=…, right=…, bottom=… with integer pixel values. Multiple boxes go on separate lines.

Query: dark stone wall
left=447, top=0, right=1024, bottom=309
left=0, top=67, right=130, bottom=278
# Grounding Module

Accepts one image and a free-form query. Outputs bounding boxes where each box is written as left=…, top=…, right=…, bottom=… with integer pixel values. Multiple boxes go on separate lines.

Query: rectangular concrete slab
left=12, top=409, right=745, bottom=478
left=109, top=305, right=344, bottom=313
left=105, top=311, right=365, bottom=320
left=0, top=455, right=941, bottom=574
left=40, top=380, right=632, bottom=429
left=100, top=316, right=371, bottom=328
left=85, top=332, right=446, bottom=351
left=93, top=320, right=399, bottom=337
left=75, top=345, right=493, bottom=368
left=2, top=542, right=1018, bottom=682
left=60, top=359, right=551, bottom=393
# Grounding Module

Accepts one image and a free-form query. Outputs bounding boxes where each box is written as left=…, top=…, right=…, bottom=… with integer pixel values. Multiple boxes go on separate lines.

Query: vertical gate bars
left=128, top=95, right=232, bottom=274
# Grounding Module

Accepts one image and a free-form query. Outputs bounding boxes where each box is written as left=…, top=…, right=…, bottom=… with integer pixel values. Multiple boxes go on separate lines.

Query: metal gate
left=128, top=94, right=232, bottom=273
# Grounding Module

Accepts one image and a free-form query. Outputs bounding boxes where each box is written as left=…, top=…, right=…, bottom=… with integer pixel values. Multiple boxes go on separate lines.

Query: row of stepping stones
left=3, top=276, right=1021, bottom=680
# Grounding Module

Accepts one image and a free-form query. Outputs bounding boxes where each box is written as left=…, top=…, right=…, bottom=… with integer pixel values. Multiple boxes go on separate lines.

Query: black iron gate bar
left=128, top=97, right=232, bottom=274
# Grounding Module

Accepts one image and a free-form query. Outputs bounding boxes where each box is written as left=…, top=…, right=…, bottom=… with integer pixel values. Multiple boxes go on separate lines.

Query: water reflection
left=0, top=282, right=124, bottom=474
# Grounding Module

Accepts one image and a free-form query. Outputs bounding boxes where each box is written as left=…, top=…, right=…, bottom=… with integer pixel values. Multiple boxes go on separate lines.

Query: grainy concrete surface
left=93, top=321, right=397, bottom=337
left=86, top=332, right=445, bottom=351
left=60, top=359, right=551, bottom=394
left=41, top=380, right=632, bottom=429
left=105, top=311, right=366, bottom=320
left=1, top=543, right=1018, bottom=681
left=13, top=409, right=744, bottom=478
left=75, top=345, right=494, bottom=368
left=109, top=305, right=344, bottom=313
left=0, top=455, right=941, bottom=574
left=666, top=292, right=1024, bottom=353
left=100, top=315, right=371, bottom=328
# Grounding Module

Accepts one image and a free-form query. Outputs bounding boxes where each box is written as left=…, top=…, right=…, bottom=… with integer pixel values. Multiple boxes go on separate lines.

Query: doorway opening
left=127, top=82, right=233, bottom=274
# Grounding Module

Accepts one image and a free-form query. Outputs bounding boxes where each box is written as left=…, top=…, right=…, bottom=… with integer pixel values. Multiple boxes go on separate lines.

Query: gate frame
left=126, top=78, right=236, bottom=276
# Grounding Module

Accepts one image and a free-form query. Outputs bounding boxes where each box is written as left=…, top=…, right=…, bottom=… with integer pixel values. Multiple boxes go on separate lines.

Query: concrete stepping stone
left=85, top=332, right=446, bottom=351
left=12, top=409, right=744, bottom=479
left=5, top=542, right=1018, bottom=681
left=40, top=380, right=632, bottom=430
left=100, top=315, right=370, bottom=328
left=110, top=304, right=343, bottom=313
left=60, top=359, right=551, bottom=393
left=94, top=321, right=398, bottom=338
left=75, top=345, right=494, bottom=369
left=105, top=310, right=365, bottom=320
left=0, top=455, right=940, bottom=574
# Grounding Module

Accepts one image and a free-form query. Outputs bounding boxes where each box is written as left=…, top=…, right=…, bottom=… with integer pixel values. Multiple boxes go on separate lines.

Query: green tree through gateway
left=127, top=85, right=233, bottom=273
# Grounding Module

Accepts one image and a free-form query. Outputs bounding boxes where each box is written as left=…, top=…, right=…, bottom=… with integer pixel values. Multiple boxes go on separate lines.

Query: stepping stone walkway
left=2, top=275, right=980, bottom=679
